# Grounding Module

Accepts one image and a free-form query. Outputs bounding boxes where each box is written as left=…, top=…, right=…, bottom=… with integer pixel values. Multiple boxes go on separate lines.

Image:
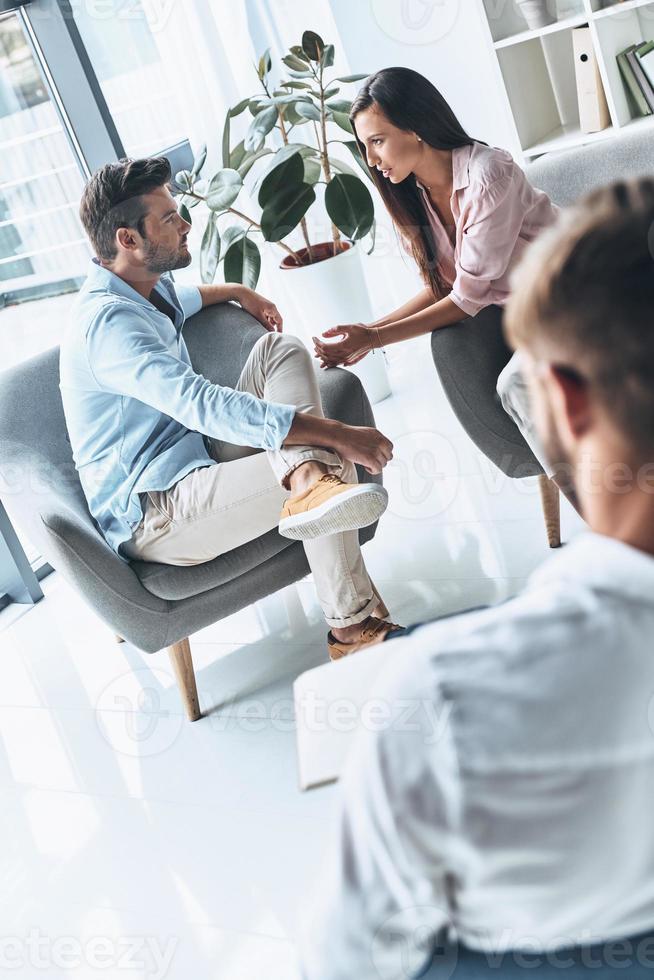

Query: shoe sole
left=278, top=484, right=388, bottom=541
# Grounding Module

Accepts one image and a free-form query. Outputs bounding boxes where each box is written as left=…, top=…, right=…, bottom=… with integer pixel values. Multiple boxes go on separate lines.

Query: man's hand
left=286, top=414, right=393, bottom=476
left=333, top=423, right=393, bottom=475
left=236, top=286, right=283, bottom=333
left=313, top=323, right=373, bottom=368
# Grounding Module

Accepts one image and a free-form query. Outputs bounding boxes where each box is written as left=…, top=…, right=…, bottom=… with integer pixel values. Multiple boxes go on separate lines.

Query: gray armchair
left=431, top=125, right=654, bottom=549
left=0, top=303, right=382, bottom=721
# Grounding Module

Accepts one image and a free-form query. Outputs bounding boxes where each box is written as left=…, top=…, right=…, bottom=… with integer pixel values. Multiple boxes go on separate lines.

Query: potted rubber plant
left=175, top=30, right=390, bottom=401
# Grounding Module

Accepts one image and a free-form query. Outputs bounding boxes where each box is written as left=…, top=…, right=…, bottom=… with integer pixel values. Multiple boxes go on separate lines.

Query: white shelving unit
left=477, top=0, right=654, bottom=161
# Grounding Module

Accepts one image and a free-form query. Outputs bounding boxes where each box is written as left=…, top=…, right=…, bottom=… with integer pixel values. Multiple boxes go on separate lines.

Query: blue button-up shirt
left=59, top=260, right=295, bottom=562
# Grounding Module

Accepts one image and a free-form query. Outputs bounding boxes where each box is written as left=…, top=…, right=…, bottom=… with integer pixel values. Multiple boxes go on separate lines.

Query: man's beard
left=142, top=238, right=192, bottom=274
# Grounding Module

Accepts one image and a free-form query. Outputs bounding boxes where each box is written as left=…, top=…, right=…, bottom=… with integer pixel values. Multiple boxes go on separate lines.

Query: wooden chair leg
left=167, top=637, right=201, bottom=722
left=539, top=474, right=561, bottom=549
left=115, top=634, right=125, bottom=643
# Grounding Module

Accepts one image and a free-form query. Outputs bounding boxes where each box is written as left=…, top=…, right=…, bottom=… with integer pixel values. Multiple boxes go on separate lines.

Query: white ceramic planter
left=516, top=0, right=556, bottom=29
left=274, top=241, right=392, bottom=404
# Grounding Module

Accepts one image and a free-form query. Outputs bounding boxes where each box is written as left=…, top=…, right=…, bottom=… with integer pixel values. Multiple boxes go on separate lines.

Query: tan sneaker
left=328, top=616, right=406, bottom=661
left=278, top=474, right=388, bottom=541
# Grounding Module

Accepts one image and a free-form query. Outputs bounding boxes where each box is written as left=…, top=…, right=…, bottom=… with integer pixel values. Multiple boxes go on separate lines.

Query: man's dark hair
left=79, top=156, right=172, bottom=261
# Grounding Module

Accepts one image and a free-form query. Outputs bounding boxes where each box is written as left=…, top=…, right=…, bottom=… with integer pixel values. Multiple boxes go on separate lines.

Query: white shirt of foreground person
left=299, top=531, right=654, bottom=980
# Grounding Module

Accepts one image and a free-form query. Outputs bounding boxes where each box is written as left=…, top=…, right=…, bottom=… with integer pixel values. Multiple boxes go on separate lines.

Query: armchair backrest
left=526, top=126, right=654, bottom=207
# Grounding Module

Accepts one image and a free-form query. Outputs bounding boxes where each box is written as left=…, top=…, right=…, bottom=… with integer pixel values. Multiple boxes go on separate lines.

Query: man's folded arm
left=85, top=307, right=295, bottom=451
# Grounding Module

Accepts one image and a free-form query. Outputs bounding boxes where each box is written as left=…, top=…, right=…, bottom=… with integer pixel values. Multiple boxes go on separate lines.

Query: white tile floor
left=0, top=335, right=585, bottom=979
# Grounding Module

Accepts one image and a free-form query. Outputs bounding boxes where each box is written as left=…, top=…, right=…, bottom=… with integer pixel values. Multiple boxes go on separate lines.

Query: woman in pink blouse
left=312, top=67, right=560, bottom=478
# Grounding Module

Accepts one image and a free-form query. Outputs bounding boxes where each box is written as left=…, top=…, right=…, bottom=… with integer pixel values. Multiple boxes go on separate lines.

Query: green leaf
left=220, top=224, right=247, bottom=255
left=326, top=99, right=352, bottom=113
left=269, top=93, right=309, bottom=105
left=285, top=68, right=314, bottom=79
left=322, top=86, right=340, bottom=100
left=224, top=237, right=261, bottom=290
left=190, top=144, right=207, bottom=178
left=334, top=73, right=369, bottom=83
left=238, top=147, right=272, bottom=179
left=284, top=103, right=311, bottom=126
left=303, top=158, right=321, bottom=185
left=248, top=97, right=269, bottom=116
left=230, top=97, right=251, bottom=117
left=257, top=47, right=272, bottom=80
left=258, top=150, right=305, bottom=208
left=179, top=192, right=200, bottom=210
left=200, top=217, right=220, bottom=283
left=280, top=80, right=312, bottom=90
left=260, top=182, right=316, bottom=241
left=174, top=169, right=192, bottom=191
left=206, top=169, right=243, bottom=211
left=327, top=156, right=358, bottom=179
left=330, top=110, right=354, bottom=134
left=289, top=44, right=310, bottom=62
left=252, top=143, right=314, bottom=195
left=302, top=30, right=325, bottom=62
left=296, top=101, right=321, bottom=121
left=179, top=202, right=192, bottom=225
left=321, top=44, right=334, bottom=69
left=222, top=110, right=231, bottom=168
left=230, top=139, right=247, bottom=171
left=283, top=53, right=310, bottom=72
left=324, top=173, right=374, bottom=240
left=343, top=139, right=372, bottom=180
left=244, top=105, right=278, bottom=151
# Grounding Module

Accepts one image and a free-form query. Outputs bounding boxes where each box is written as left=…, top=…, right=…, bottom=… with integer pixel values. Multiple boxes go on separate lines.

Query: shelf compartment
left=494, top=12, right=590, bottom=48
left=497, top=26, right=597, bottom=153
left=593, top=1, right=654, bottom=125
left=483, top=0, right=586, bottom=43
left=522, top=120, right=616, bottom=155
left=592, top=0, right=654, bottom=18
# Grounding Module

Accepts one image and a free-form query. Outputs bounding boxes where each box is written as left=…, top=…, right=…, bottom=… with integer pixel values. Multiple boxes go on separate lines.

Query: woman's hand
left=312, top=323, right=373, bottom=368
left=236, top=287, right=283, bottom=332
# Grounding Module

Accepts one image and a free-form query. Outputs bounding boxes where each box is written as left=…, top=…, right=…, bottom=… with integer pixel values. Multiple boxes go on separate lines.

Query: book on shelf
left=627, top=48, right=654, bottom=110
left=617, top=43, right=653, bottom=117
left=636, top=41, right=654, bottom=91
left=572, top=27, right=611, bottom=134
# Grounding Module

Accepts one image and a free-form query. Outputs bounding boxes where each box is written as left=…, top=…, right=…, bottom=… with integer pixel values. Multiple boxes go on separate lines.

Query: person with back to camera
left=301, top=177, right=654, bottom=978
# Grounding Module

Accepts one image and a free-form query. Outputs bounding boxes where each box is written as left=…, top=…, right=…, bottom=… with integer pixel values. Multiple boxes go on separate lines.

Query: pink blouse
left=417, top=142, right=559, bottom=317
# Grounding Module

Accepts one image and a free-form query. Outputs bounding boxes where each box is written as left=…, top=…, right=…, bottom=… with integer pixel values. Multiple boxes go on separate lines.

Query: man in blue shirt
left=60, top=157, right=402, bottom=658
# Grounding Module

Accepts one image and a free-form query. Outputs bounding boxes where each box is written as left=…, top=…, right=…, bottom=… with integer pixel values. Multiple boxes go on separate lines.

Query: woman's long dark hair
left=350, top=67, right=477, bottom=298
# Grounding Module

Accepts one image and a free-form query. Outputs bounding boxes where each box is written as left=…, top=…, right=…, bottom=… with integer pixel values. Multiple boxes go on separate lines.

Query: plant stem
left=227, top=206, right=302, bottom=262
left=276, top=108, right=314, bottom=263
left=263, top=75, right=313, bottom=264
left=316, top=53, right=341, bottom=254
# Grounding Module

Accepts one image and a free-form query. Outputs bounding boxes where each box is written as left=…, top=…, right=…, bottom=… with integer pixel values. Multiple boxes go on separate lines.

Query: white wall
left=329, top=0, right=517, bottom=151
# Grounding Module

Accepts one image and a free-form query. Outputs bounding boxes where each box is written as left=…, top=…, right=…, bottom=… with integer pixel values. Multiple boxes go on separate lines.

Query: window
left=0, top=9, right=89, bottom=304
left=71, top=0, right=188, bottom=158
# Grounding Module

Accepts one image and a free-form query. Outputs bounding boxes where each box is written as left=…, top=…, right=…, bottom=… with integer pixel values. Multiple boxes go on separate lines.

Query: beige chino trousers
left=122, top=332, right=382, bottom=629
